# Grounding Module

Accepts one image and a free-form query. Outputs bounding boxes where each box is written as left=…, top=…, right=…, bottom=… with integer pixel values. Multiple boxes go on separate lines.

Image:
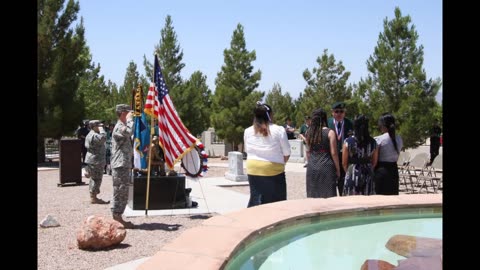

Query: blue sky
left=77, top=0, right=442, bottom=103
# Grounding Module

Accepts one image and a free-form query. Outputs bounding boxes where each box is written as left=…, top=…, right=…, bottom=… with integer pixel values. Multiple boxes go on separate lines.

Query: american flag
left=144, top=55, right=197, bottom=169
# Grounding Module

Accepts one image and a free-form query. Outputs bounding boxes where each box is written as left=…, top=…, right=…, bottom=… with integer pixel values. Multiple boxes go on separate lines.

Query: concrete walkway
left=38, top=146, right=438, bottom=270
left=123, top=161, right=306, bottom=217
left=103, top=161, right=307, bottom=270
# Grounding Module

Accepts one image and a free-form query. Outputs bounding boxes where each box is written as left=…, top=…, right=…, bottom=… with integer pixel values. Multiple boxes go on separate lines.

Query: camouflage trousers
left=111, top=167, right=131, bottom=214
left=87, top=164, right=104, bottom=195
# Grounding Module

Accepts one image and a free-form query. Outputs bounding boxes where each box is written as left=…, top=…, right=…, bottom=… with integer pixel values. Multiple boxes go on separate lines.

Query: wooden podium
left=128, top=174, right=188, bottom=210
left=58, top=139, right=85, bottom=186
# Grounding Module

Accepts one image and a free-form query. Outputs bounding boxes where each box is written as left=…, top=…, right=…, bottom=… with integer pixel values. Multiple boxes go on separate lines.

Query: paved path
left=38, top=146, right=438, bottom=270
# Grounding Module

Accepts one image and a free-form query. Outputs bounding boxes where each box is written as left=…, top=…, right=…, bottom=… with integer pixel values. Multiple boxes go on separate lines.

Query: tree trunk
left=232, top=141, right=239, bottom=152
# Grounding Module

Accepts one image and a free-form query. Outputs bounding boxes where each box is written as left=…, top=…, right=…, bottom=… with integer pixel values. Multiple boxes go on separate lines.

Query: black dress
left=306, top=128, right=337, bottom=198
left=343, top=136, right=377, bottom=196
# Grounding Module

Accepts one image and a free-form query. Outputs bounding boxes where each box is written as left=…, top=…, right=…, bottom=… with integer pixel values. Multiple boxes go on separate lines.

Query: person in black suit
left=75, top=120, right=90, bottom=165
left=284, top=117, right=296, bottom=140
left=429, top=122, right=442, bottom=164
left=327, top=102, right=353, bottom=196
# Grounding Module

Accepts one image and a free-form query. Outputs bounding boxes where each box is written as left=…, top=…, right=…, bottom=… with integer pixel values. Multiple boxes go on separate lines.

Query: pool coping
left=137, top=194, right=442, bottom=270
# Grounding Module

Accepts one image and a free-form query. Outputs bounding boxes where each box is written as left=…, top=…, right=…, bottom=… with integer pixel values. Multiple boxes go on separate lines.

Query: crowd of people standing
left=243, top=100, right=433, bottom=208
left=77, top=100, right=439, bottom=220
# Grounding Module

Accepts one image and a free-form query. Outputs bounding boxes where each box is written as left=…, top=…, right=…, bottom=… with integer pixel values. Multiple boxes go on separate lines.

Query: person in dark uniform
left=327, top=102, right=353, bottom=196
left=284, top=117, right=296, bottom=140
left=76, top=120, right=90, bottom=164
left=429, top=122, right=442, bottom=164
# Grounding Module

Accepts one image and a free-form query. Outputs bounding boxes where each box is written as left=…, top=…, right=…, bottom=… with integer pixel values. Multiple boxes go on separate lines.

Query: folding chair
left=397, top=151, right=412, bottom=192
left=418, top=155, right=443, bottom=193
left=426, top=154, right=442, bottom=177
left=403, top=152, right=429, bottom=192
left=397, top=151, right=411, bottom=174
left=405, top=152, right=429, bottom=176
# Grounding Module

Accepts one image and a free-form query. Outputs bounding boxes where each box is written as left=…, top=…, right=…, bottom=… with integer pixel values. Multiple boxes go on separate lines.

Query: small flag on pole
left=133, top=112, right=150, bottom=169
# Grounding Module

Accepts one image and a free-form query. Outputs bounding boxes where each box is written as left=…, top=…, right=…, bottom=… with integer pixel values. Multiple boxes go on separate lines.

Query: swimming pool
left=136, top=194, right=442, bottom=270
left=225, top=209, right=442, bottom=270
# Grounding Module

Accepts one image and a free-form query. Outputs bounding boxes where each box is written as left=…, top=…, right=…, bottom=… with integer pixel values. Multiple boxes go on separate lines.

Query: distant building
left=202, top=128, right=227, bottom=157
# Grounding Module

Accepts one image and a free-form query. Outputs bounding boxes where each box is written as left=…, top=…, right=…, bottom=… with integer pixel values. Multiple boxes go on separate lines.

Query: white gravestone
left=224, top=151, right=248, bottom=182
left=288, top=139, right=305, bottom=163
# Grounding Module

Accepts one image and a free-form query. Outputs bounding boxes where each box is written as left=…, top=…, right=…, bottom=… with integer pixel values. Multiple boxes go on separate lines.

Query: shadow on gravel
left=56, top=182, right=89, bottom=187
left=133, top=223, right=182, bottom=231
left=83, top=243, right=132, bottom=252
left=189, top=214, right=212, bottom=220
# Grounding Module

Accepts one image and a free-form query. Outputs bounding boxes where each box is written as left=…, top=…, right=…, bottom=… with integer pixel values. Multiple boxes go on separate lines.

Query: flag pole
left=145, top=111, right=154, bottom=216
left=145, top=55, right=157, bottom=216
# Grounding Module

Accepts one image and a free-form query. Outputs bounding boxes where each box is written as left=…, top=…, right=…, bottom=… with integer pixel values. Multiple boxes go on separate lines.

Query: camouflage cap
left=115, top=104, right=130, bottom=113
left=89, top=120, right=103, bottom=128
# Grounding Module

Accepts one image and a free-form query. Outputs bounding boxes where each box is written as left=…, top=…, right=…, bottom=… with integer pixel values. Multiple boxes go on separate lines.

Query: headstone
left=225, top=151, right=248, bottom=181
left=288, top=139, right=305, bottom=163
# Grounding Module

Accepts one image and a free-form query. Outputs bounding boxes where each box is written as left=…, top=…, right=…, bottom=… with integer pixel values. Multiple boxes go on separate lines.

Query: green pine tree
left=143, top=14, right=207, bottom=133
left=105, top=80, right=119, bottom=123
left=38, top=0, right=90, bottom=162
left=77, top=62, right=116, bottom=123
left=300, top=49, right=352, bottom=119
left=144, top=15, right=185, bottom=104
left=264, top=83, right=295, bottom=126
left=359, top=7, right=442, bottom=148
left=118, top=61, right=141, bottom=107
left=179, top=71, right=212, bottom=137
left=211, top=23, right=262, bottom=151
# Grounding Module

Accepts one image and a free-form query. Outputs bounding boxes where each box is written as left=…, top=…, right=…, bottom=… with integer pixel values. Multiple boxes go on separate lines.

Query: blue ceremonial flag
left=133, top=112, right=150, bottom=169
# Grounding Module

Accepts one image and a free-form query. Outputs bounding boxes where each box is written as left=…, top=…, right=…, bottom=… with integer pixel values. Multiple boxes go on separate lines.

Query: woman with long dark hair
left=243, top=101, right=291, bottom=207
left=305, top=108, right=340, bottom=198
left=342, top=115, right=378, bottom=195
left=374, top=113, right=403, bottom=195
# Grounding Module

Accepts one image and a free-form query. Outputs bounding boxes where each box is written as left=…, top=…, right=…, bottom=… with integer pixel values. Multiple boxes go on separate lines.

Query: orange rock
left=385, top=234, right=442, bottom=258
left=76, top=215, right=127, bottom=250
left=360, top=259, right=395, bottom=270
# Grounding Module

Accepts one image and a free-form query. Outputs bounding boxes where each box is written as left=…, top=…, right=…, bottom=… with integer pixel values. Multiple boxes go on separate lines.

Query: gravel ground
left=37, top=158, right=308, bottom=270
left=38, top=155, right=435, bottom=270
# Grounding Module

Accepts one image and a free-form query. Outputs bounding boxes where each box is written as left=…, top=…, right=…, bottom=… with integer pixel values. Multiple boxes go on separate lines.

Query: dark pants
left=247, top=172, right=287, bottom=207
left=374, top=162, right=399, bottom=195
left=337, top=152, right=346, bottom=196
left=81, top=146, right=87, bottom=163
left=430, top=136, right=440, bottom=164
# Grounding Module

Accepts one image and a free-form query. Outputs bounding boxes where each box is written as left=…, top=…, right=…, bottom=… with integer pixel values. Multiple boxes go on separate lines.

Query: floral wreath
left=180, top=141, right=209, bottom=177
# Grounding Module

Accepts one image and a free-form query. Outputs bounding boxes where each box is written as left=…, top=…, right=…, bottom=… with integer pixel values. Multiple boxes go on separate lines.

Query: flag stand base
left=128, top=174, right=189, bottom=210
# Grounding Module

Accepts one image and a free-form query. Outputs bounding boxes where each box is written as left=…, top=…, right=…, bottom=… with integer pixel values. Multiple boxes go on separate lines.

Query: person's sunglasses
left=334, top=110, right=345, bottom=114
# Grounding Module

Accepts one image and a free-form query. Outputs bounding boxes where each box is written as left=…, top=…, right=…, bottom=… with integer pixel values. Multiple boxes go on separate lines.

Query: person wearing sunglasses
left=327, top=101, right=353, bottom=196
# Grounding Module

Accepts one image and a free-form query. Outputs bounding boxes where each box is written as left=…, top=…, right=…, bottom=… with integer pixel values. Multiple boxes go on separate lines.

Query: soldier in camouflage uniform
left=110, top=104, right=135, bottom=228
left=85, top=120, right=109, bottom=204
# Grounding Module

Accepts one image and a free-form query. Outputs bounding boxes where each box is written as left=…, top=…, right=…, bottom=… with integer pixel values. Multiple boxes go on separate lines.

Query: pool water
left=226, top=213, right=442, bottom=270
